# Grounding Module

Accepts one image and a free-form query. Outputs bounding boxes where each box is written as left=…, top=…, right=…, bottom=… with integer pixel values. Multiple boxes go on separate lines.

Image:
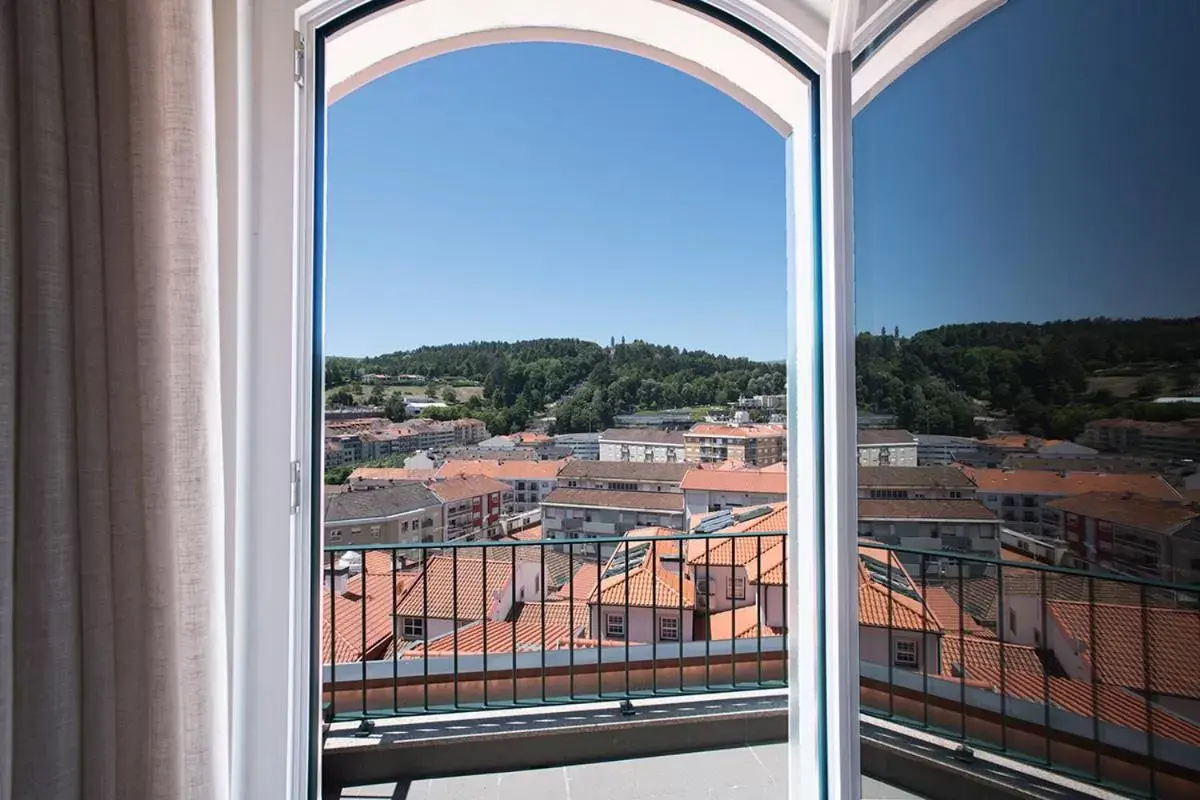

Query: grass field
left=325, top=383, right=485, bottom=404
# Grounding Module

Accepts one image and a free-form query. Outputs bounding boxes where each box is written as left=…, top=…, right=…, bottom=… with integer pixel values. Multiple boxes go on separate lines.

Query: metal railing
left=321, top=532, right=1200, bottom=799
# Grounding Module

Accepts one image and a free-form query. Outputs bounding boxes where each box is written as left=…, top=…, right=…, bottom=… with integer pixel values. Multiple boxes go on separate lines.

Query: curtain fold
left=0, top=1, right=229, bottom=798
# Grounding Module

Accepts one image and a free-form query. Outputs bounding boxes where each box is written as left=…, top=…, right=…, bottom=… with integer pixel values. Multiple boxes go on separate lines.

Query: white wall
left=689, top=563, right=757, bottom=614
left=591, top=604, right=695, bottom=644
left=684, top=489, right=786, bottom=519
left=859, top=626, right=940, bottom=674
left=857, top=444, right=918, bottom=467
left=599, top=442, right=684, bottom=463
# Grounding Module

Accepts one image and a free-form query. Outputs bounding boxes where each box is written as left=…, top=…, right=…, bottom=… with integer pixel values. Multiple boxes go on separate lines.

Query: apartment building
left=683, top=423, right=786, bottom=466
left=1080, top=418, right=1200, bottom=461
left=858, top=466, right=977, bottom=501
left=915, top=434, right=985, bottom=466
left=557, top=460, right=690, bottom=493
left=541, top=489, right=686, bottom=557
left=963, top=467, right=1182, bottom=537
left=435, top=459, right=567, bottom=511
left=553, top=432, right=601, bottom=460
left=599, top=428, right=686, bottom=463
left=681, top=469, right=787, bottom=524
left=323, top=482, right=443, bottom=548
left=1045, top=491, right=1200, bottom=583
left=856, top=498, right=1001, bottom=577
left=856, top=429, right=918, bottom=467
left=451, top=417, right=489, bottom=445
left=426, top=474, right=513, bottom=541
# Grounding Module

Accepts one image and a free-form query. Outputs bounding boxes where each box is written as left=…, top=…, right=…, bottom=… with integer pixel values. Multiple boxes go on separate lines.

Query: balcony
left=321, top=533, right=1200, bottom=799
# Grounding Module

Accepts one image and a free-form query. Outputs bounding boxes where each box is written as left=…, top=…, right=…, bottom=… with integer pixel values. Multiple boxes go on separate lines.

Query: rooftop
left=960, top=467, right=1181, bottom=499
left=427, top=474, right=512, bottom=503
left=394, top=555, right=519, bottom=621
left=541, top=488, right=685, bottom=513
left=857, top=429, right=917, bottom=446
left=686, top=423, right=786, bottom=440
left=679, top=467, right=788, bottom=495
left=557, top=460, right=690, bottom=483
left=325, top=483, right=442, bottom=522
left=857, top=545, right=942, bottom=634
left=857, top=498, right=997, bottom=522
left=435, top=459, right=568, bottom=480
left=1044, top=491, right=1200, bottom=535
left=858, top=465, right=976, bottom=489
left=589, top=531, right=695, bottom=610
left=346, top=467, right=439, bottom=483
left=599, top=428, right=686, bottom=445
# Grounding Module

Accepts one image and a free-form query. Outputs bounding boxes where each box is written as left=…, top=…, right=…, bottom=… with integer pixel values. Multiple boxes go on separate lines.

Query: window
left=401, top=521, right=409, bottom=532
left=328, top=530, right=343, bottom=542
left=644, top=451, right=653, bottom=462
left=369, top=525, right=381, bottom=540
left=402, top=617, right=425, bottom=638
left=660, top=616, right=679, bottom=641
left=893, top=640, right=918, bottom=668
left=605, top=613, right=625, bottom=639
left=727, top=576, right=746, bottom=600
left=349, top=527, right=361, bottom=537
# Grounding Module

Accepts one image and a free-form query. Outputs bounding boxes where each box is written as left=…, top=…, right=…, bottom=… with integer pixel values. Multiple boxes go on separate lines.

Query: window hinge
left=294, top=31, right=305, bottom=87
left=290, top=460, right=302, bottom=515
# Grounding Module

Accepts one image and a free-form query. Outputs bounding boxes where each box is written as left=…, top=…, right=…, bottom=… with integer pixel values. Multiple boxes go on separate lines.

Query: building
left=586, top=530, right=696, bottom=644
left=732, top=394, right=786, bottom=410
left=612, top=410, right=696, bottom=429
left=963, top=467, right=1183, bottom=537
left=435, top=459, right=567, bottom=511
left=686, top=507, right=785, bottom=615
left=683, top=423, right=786, bottom=466
left=552, top=432, right=601, bottom=460
left=856, top=545, right=943, bottom=674
left=857, top=466, right=977, bottom=501
left=1080, top=418, right=1200, bottom=461
left=557, top=460, right=690, bottom=494
left=916, top=435, right=985, bottom=466
left=1045, top=491, right=1200, bottom=583
left=477, top=435, right=517, bottom=450
left=540, top=489, right=687, bottom=557
left=856, top=429, right=918, bottom=467
left=323, top=482, right=444, bottom=548
left=426, top=474, right=513, bottom=541
left=680, top=469, right=787, bottom=524
left=856, top=498, right=1001, bottom=577
left=856, top=412, right=899, bottom=429
left=598, top=428, right=687, bottom=463
left=451, top=417, right=489, bottom=445
left=346, top=466, right=438, bottom=484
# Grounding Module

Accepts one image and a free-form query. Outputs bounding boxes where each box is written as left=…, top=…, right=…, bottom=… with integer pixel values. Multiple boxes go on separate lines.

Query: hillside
left=326, top=338, right=786, bottom=434
left=858, top=317, right=1200, bottom=439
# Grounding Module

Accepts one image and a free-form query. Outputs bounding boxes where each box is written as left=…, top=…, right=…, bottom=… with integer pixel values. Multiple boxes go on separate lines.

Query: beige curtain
left=0, top=1, right=229, bottom=799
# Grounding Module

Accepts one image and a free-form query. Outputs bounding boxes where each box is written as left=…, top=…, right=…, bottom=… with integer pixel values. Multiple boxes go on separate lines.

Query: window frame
left=605, top=612, right=626, bottom=640
left=893, top=639, right=918, bottom=668
left=659, top=615, right=680, bottom=642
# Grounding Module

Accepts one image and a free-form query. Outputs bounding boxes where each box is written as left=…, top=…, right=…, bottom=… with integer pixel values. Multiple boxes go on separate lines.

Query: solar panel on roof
left=860, top=554, right=924, bottom=603
left=733, top=505, right=772, bottom=523
left=693, top=511, right=734, bottom=534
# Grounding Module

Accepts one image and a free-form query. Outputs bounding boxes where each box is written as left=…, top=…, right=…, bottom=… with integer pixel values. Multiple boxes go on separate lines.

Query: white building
left=916, top=434, right=984, bottom=466
left=857, top=429, right=918, bottom=467
left=599, top=428, right=687, bottom=463
left=553, top=432, right=601, bottom=460
left=557, top=460, right=689, bottom=494
left=856, top=498, right=1001, bottom=577
left=680, top=469, right=787, bottom=525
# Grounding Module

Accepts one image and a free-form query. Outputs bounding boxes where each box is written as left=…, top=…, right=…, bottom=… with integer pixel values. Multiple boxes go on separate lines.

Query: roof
left=706, top=605, right=783, bottom=640
left=325, top=483, right=442, bottom=522
left=510, top=524, right=544, bottom=541
left=400, top=616, right=572, bottom=658
left=511, top=432, right=552, bottom=445
left=427, top=474, right=512, bottom=503
left=394, top=555, right=518, bottom=620
left=589, top=533, right=695, bottom=610
left=744, top=539, right=786, bottom=586
left=857, top=545, right=942, bottom=633
left=679, top=468, right=788, bottom=495
left=450, top=542, right=587, bottom=588
left=515, top=600, right=590, bottom=632
left=923, top=586, right=994, bottom=638
left=321, top=570, right=417, bottom=664
left=541, top=488, right=685, bottom=513
left=435, top=459, right=567, bottom=480
left=857, top=429, right=917, bottom=446
left=858, top=466, right=976, bottom=489
left=551, top=564, right=602, bottom=602
left=961, top=468, right=1181, bottom=500
left=944, top=569, right=1157, bottom=626
left=600, top=428, right=686, bottom=445
left=557, top=460, right=690, bottom=483
left=686, top=423, right=786, bottom=440
left=1044, top=492, right=1200, bottom=535
left=857, top=498, right=997, bottom=521
left=941, top=634, right=1042, bottom=679
left=347, top=467, right=439, bottom=483
left=1048, top=601, right=1200, bottom=699
left=980, top=434, right=1042, bottom=450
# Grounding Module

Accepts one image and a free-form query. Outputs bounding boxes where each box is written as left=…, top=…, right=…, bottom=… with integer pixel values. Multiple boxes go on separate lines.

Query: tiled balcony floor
left=332, top=743, right=925, bottom=799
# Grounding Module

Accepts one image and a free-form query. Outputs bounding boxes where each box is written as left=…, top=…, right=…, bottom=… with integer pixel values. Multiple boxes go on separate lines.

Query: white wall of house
left=590, top=604, right=694, bottom=644
left=859, top=626, right=940, bottom=674
left=599, top=441, right=685, bottom=463
left=857, top=444, right=918, bottom=467
left=688, top=563, right=756, bottom=614
left=684, top=489, right=786, bottom=519
left=758, top=585, right=785, bottom=628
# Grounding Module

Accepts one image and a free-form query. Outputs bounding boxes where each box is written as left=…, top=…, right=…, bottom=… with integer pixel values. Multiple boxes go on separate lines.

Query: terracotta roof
left=679, top=468, right=787, bottom=495
left=515, top=600, right=590, bottom=632
left=401, top=617, right=572, bottom=658
left=449, top=542, right=585, bottom=588
left=858, top=466, right=976, bottom=489
left=1048, top=601, right=1200, bottom=699
left=1044, top=492, right=1200, bottom=535
left=999, top=548, right=1041, bottom=564
left=857, top=546, right=942, bottom=633
left=980, top=434, right=1042, bottom=450
left=760, top=462, right=787, bottom=473
left=590, top=535, right=695, bottom=610
left=941, top=634, right=1043, bottom=680
left=961, top=468, right=1180, bottom=500
left=427, top=474, right=511, bottom=503
left=686, top=424, right=786, bottom=439
left=686, top=532, right=785, bottom=568
left=923, top=586, right=994, bottom=638
left=857, top=498, right=996, bottom=521
left=600, top=428, right=686, bottom=445
left=541, top=488, right=685, bottom=513
left=551, top=564, right=602, bottom=602
left=706, top=605, right=782, bottom=640
left=857, top=429, right=917, bottom=446
left=321, top=572, right=410, bottom=664
left=510, top=524, right=544, bottom=541
left=744, top=539, right=786, bottom=586
left=511, top=432, right=552, bottom=445
left=721, top=502, right=789, bottom=533
left=435, top=459, right=567, bottom=480
left=945, top=568, right=1152, bottom=626
left=325, top=482, right=442, bottom=521
left=394, top=555, right=518, bottom=621
left=557, top=460, right=690, bottom=483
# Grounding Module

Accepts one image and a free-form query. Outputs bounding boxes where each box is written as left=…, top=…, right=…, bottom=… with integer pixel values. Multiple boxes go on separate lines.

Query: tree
left=324, top=465, right=354, bottom=485
left=384, top=393, right=407, bottom=422
left=367, top=386, right=386, bottom=406
left=1134, top=375, right=1164, bottom=399
left=893, top=326, right=900, bottom=338
left=441, top=386, right=458, bottom=404
left=327, top=388, right=354, bottom=408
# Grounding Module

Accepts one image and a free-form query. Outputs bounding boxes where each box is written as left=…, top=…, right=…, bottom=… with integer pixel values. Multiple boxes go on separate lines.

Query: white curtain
left=0, top=1, right=229, bottom=798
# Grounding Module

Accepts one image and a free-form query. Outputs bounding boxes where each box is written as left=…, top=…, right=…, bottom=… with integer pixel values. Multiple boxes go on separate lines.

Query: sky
left=325, top=0, right=1199, bottom=361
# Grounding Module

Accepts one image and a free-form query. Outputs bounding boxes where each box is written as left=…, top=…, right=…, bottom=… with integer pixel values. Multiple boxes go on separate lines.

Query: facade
left=426, top=474, right=513, bottom=541
left=964, top=467, right=1183, bottom=537
left=541, top=489, right=687, bottom=557
left=683, top=423, right=787, bottom=466
left=857, top=466, right=977, bottom=501
left=556, top=460, right=689, bottom=494
left=856, top=498, right=1001, bottom=577
left=916, top=434, right=984, bottom=466
left=1045, top=491, right=1200, bottom=583
left=552, top=432, right=601, bottom=460
left=680, top=469, right=788, bottom=524
left=1079, top=418, right=1200, bottom=461
left=435, top=459, right=567, bottom=512
left=323, top=482, right=444, bottom=548
left=598, top=428, right=687, bottom=463
left=587, top=531, right=696, bottom=644
left=856, top=429, right=918, bottom=467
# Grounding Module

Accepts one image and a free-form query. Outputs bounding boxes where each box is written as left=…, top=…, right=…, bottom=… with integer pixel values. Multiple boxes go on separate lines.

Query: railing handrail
left=324, top=527, right=788, bottom=553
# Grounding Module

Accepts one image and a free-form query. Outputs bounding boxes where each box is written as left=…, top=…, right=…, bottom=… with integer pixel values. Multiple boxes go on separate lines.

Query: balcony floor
left=332, top=743, right=925, bottom=799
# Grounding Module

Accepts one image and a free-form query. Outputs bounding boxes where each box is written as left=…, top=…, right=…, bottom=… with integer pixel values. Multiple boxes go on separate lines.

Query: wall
left=688, top=563, right=756, bottom=614
left=684, top=489, right=787, bottom=518
left=591, top=604, right=695, bottom=644
left=859, top=625, right=941, bottom=675
left=325, top=505, right=444, bottom=547
left=857, top=444, right=918, bottom=467
left=599, top=441, right=684, bottom=463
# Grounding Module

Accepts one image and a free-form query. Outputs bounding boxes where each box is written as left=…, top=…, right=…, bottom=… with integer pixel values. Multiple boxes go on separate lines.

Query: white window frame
left=893, top=639, right=919, bottom=668
left=659, top=615, right=679, bottom=642
left=605, top=612, right=626, bottom=640
left=727, top=575, right=747, bottom=601
left=401, top=617, right=425, bottom=638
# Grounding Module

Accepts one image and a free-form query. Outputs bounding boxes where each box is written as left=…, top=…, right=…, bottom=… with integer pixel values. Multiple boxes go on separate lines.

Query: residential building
left=552, top=432, right=601, bottom=460
left=732, top=394, right=786, bottom=410
left=557, top=460, right=690, bottom=493
left=856, top=498, right=1001, bottom=577
left=1080, top=418, right=1200, bottom=461
left=346, top=466, right=438, bottom=484
left=435, top=459, right=567, bottom=511
left=451, top=417, right=489, bottom=445
left=680, top=469, right=787, bottom=524
left=541, top=489, right=687, bottom=557
left=586, top=530, right=696, bottom=644
left=1045, top=491, right=1200, bottom=583
left=915, top=434, right=984, bottom=466
left=683, top=423, right=786, bottom=466
left=323, top=483, right=444, bottom=548
left=426, top=474, right=513, bottom=541
left=612, top=410, right=696, bottom=429
left=857, top=466, right=977, bottom=501
left=856, top=429, right=918, bottom=467
left=599, top=428, right=687, bottom=463
left=856, top=545, right=944, bottom=674
left=686, top=505, right=785, bottom=615
left=963, top=467, right=1182, bottom=537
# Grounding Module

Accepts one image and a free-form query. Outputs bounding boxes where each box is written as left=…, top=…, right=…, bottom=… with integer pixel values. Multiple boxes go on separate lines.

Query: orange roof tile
left=686, top=533, right=785, bottom=568
left=435, top=459, right=567, bottom=480
left=941, top=634, right=1041, bottom=680
left=321, top=572, right=407, bottom=664
left=1048, top=601, right=1200, bottom=699
left=552, top=565, right=602, bottom=602
left=402, top=616, right=572, bottom=658
left=686, top=424, right=786, bottom=439
left=394, top=555, right=517, bottom=621
left=962, top=468, right=1180, bottom=500
left=1045, top=492, right=1200, bottom=535
left=510, top=524, right=544, bottom=541
left=590, top=535, right=695, bottom=610
left=515, top=600, right=589, bottom=632
left=706, top=604, right=783, bottom=640
left=857, top=546, right=942, bottom=633
left=923, top=586, right=993, bottom=638
left=427, top=474, right=512, bottom=503
left=744, top=540, right=786, bottom=586
left=680, top=468, right=787, bottom=494
left=348, top=467, right=438, bottom=483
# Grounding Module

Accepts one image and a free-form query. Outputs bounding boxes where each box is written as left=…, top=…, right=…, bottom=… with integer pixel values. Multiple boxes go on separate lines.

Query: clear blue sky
left=325, top=0, right=1199, bottom=362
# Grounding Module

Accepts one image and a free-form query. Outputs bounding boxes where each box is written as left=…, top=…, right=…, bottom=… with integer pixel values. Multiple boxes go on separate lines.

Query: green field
left=325, top=383, right=485, bottom=405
